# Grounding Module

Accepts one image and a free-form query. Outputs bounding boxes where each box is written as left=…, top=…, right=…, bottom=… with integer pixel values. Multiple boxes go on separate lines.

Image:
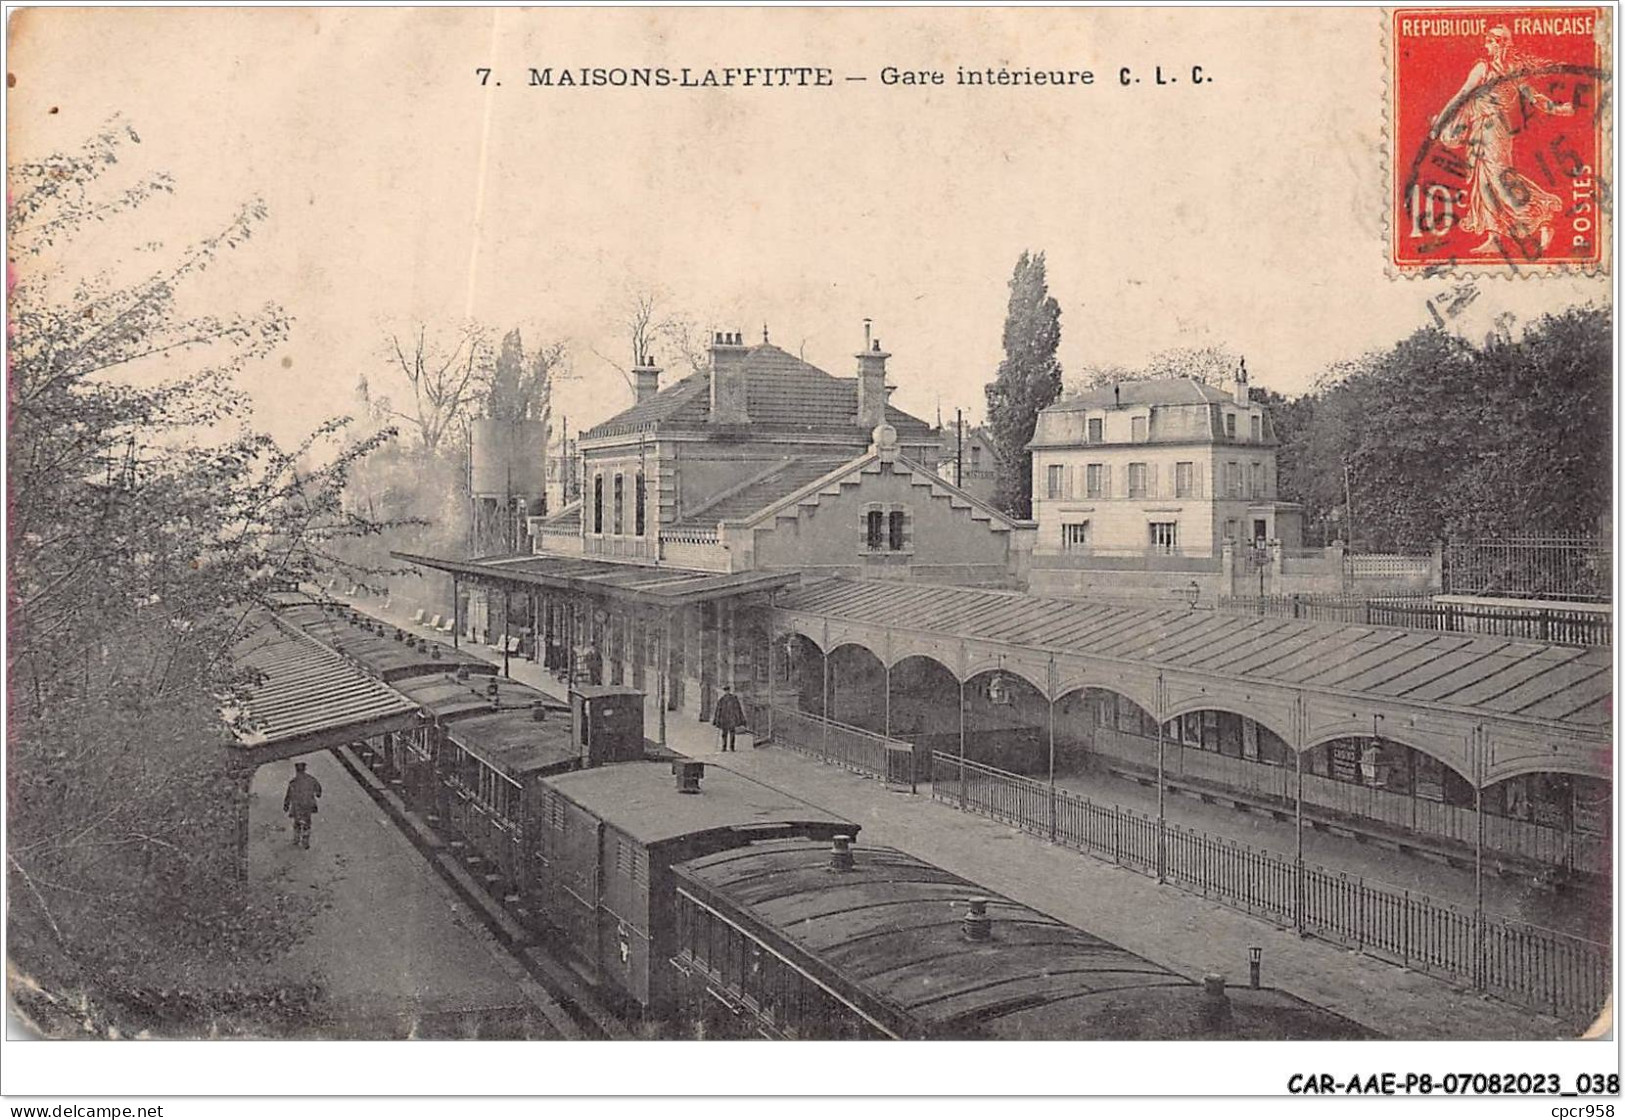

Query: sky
left=7, top=6, right=1610, bottom=447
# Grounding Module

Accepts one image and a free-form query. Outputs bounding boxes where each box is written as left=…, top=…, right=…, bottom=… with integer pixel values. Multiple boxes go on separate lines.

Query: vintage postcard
left=3, top=4, right=1616, bottom=1110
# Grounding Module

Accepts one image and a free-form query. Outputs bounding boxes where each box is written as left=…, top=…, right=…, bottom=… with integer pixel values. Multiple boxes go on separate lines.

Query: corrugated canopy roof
left=393, top=551, right=799, bottom=606
left=775, top=579, right=1613, bottom=733
left=227, top=613, right=420, bottom=758
left=272, top=602, right=498, bottom=682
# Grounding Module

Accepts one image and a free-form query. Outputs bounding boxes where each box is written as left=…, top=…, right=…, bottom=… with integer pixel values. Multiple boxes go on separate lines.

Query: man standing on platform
left=712, top=684, right=747, bottom=753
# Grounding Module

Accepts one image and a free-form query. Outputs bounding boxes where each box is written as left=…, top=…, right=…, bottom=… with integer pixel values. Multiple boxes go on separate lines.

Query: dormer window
left=1131, top=416, right=1147, bottom=442
left=1087, top=417, right=1103, bottom=442
left=1225, top=413, right=1237, bottom=439
left=1250, top=414, right=1262, bottom=442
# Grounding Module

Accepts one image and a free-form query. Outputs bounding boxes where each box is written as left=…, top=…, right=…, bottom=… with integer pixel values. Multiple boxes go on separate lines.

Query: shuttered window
left=1127, top=463, right=1148, bottom=499
left=1175, top=461, right=1194, bottom=498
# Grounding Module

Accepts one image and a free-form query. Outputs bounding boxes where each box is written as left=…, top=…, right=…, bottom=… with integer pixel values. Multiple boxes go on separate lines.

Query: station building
left=394, top=328, right=1606, bottom=908
left=399, top=322, right=1035, bottom=740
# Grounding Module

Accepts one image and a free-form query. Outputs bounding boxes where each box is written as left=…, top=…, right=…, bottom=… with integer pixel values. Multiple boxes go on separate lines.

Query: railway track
left=328, top=741, right=632, bottom=1041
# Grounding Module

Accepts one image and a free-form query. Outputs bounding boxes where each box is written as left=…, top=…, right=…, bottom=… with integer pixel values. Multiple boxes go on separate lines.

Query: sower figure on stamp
left=283, top=761, right=323, bottom=849
left=1431, top=24, right=1573, bottom=254
left=712, top=684, right=748, bottom=753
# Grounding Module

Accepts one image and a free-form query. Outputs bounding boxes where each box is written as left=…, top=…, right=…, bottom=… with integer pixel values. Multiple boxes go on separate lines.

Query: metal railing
left=1445, top=535, right=1612, bottom=603
left=768, top=705, right=919, bottom=791
left=930, top=752, right=1609, bottom=1026
left=1215, top=593, right=1610, bottom=646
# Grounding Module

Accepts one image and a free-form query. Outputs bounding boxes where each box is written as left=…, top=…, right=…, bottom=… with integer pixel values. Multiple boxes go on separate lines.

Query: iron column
left=1048, top=654, right=1057, bottom=843
left=1295, top=742, right=1305, bottom=934
left=958, top=676, right=967, bottom=812
left=1156, top=711, right=1166, bottom=884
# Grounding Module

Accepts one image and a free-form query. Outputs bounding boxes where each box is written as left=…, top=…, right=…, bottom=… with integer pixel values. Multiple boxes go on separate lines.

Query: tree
left=8, top=121, right=394, bottom=1036
left=381, top=323, right=490, bottom=459
left=1277, top=307, right=1611, bottom=552
left=592, top=286, right=713, bottom=394
left=482, top=327, right=566, bottom=428
left=1069, top=344, right=1240, bottom=394
left=985, top=251, right=1063, bottom=518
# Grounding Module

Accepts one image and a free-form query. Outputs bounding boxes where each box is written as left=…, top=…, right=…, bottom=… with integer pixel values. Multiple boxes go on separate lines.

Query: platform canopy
left=777, top=579, right=1613, bottom=733
left=392, top=550, right=799, bottom=608
left=226, top=612, right=421, bottom=765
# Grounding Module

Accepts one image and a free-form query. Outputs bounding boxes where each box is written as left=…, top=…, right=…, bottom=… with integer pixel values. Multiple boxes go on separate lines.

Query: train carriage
left=531, top=762, right=857, bottom=1020
left=670, top=838, right=1376, bottom=1041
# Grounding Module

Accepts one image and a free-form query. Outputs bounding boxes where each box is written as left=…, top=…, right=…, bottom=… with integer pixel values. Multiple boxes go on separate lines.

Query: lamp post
left=1248, top=540, right=1271, bottom=613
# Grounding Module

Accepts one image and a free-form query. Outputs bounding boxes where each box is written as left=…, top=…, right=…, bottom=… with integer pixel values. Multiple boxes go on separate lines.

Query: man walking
left=283, top=761, right=323, bottom=849
left=711, top=684, right=748, bottom=753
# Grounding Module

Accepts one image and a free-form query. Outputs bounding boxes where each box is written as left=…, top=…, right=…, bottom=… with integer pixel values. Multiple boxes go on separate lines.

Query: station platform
left=246, top=748, right=574, bottom=1038
left=345, top=593, right=1587, bottom=1041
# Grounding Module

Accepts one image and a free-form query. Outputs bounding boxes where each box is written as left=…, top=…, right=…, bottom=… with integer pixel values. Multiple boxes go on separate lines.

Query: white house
left=1026, top=362, right=1303, bottom=558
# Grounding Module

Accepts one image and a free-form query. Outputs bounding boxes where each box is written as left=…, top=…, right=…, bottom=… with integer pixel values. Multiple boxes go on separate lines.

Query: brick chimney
left=632, top=351, right=661, bottom=404
left=1232, top=357, right=1250, bottom=409
left=855, top=319, right=890, bottom=430
left=709, top=330, right=749, bottom=425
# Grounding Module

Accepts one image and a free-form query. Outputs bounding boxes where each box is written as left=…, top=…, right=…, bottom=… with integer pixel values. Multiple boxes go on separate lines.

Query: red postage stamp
left=1390, top=8, right=1608, bottom=272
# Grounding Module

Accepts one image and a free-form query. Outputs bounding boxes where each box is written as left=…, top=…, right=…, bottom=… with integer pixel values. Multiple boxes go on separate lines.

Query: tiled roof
left=1050, top=378, right=1236, bottom=411
left=539, top=499, right=581, bottom=531
left=584, top=343, right=934, bottom=438
left=677, top=456, right=853, bottom=528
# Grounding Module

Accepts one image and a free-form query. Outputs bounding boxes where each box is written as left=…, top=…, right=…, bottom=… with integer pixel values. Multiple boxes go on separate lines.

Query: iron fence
left=931, top=752, right=1609, bottom=1026
left=1215, top=593, right=1610, bottom=646
left=769, top=705, right=919, bottom=791
left=1445, top=535, right=1611, bottom=603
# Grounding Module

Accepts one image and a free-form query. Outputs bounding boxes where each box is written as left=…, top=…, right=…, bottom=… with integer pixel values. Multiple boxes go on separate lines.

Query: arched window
left=593, top=474, right=604, bottom=534
left=613, top=474, right=625, bottom=535
left=635, top=471, right=647, bottom=537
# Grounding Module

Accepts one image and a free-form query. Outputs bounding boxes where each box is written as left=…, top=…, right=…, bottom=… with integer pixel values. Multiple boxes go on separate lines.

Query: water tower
left=469, top=416, right=548, bottom=555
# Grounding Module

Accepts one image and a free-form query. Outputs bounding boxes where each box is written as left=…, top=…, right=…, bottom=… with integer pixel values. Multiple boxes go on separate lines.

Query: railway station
left=343, top=322, right=1612, bottom=1037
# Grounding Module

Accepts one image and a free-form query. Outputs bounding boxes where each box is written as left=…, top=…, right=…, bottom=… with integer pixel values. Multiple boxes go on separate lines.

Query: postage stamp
left=1389, top=7, right=1609, bottom=273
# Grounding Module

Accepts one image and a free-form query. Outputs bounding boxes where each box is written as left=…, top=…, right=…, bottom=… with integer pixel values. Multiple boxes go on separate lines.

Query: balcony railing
left=584, top=534, right=657, bottom=561
left=659, top=528, right=719, bottom=546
